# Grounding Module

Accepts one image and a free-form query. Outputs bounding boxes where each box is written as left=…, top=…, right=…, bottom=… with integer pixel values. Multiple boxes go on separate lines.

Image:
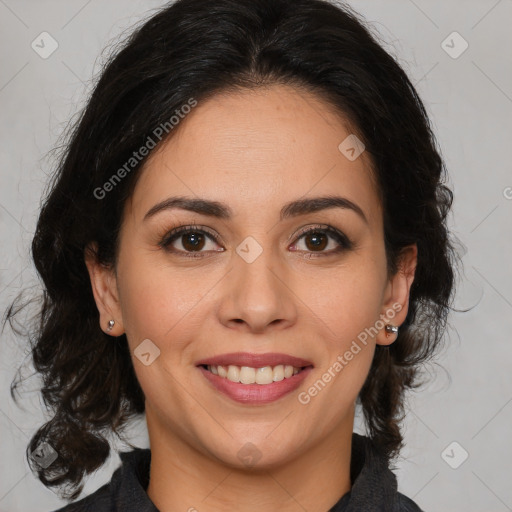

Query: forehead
left=126, top=84, right=382, bottom=227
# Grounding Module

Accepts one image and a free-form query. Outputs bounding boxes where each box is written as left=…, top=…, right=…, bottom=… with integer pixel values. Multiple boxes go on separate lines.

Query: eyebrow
left=143, top=195, right=368, bottom=224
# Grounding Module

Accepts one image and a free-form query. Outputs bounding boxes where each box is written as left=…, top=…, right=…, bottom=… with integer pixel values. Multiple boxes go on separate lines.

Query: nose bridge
left=234, top=236, right=282, bottom=305
left=218, top=235, right=296, bottom=331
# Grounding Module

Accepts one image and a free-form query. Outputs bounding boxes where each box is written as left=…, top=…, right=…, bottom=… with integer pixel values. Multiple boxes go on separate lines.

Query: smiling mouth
left=199, top=364, right=312, bottom=385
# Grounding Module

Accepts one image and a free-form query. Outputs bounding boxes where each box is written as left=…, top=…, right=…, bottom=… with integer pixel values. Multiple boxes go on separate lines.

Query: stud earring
left=384, top=324, right=398, bottom=337
left=107, top=319, right=115, bottom=332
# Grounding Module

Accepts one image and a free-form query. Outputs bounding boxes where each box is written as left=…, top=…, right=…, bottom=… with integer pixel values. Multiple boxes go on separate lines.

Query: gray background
left=1, top=0, right=511, bottom=510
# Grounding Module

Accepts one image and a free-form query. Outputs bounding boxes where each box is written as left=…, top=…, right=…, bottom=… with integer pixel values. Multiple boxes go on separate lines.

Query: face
left=86, top=84, right=416, bottom=469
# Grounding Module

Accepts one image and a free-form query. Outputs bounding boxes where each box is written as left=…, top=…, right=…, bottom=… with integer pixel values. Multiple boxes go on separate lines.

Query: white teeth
left=239, top=366, right=256, bottom=384
left=206, top=364, right=303, bottom=384
left=227, top=365, right=240, bottom=382
left=272, top=365, right=284, bottom=382
left=256, top=366, right=273, bottom=385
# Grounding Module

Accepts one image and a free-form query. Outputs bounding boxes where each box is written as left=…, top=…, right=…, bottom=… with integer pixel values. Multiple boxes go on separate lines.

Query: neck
left=146, top=410, right=353, bottom=512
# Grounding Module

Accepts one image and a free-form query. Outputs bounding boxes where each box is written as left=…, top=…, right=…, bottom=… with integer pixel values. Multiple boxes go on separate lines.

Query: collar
left=84, top=433, right=406, bottom=511
left=330, top=433, right=399, bottom=511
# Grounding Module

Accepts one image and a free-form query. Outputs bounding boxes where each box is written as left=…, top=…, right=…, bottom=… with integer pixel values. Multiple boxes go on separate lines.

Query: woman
left=6, top=0, right=456, bottom=510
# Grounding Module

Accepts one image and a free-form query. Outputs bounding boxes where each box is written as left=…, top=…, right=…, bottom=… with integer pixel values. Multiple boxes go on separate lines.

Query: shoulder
left=395, top=491, right=425, bottom=512
left=51, top=481, right=113, bottom=511
left=49, top=447, right=153, bottom=512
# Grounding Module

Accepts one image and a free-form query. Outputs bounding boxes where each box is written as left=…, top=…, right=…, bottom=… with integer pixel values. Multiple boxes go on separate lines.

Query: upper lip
left=195, top=352, right=313, bottom=368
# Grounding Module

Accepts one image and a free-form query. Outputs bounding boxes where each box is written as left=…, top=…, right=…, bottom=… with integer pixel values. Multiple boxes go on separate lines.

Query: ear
left=84, top=242, right=124, bottom=336
left=376, top=244, right=417, bottom=346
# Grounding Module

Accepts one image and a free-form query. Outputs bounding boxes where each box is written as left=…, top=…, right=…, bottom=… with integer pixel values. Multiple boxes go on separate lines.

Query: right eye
left=159, top=225, right=224, bottom=258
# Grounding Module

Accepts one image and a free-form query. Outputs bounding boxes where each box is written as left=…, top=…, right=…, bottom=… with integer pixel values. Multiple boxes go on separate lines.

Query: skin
left=85, top=84, right=417, bottom=512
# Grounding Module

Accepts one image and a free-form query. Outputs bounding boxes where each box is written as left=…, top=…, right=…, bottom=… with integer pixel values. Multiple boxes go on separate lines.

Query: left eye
left=290, top=225, right=353, bottom=256
left=159, top=224, right=352, bottom=258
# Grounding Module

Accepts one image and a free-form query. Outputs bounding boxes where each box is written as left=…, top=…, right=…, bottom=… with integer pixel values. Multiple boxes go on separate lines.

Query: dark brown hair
left=4, top=0, right=457, bottom=500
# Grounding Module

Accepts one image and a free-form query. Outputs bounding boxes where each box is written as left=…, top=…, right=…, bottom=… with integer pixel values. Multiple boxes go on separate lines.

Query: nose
left=216, top=249, right=298, bottom=334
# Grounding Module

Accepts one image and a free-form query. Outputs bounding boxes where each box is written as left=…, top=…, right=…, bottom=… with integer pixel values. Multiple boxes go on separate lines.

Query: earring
left=107, top=319, right=115, bottom=332
left=384, top=324, right=398, bottom=337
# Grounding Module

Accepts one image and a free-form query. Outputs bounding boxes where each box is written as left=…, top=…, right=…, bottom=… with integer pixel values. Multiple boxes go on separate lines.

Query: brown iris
left=304, top=231, right=328, bottom=251
left=181, top=232, right=206, bottom=252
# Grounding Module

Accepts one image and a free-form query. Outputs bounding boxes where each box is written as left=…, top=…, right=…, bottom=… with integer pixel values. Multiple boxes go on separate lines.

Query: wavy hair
left=4, top=0, right=457, bottom=500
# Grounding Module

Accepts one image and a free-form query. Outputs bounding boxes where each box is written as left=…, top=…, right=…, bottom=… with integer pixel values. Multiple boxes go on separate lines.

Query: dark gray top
left=53, top=433, right=423, bottom=511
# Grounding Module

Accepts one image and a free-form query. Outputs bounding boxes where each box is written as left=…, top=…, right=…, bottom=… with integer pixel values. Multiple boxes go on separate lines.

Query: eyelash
left=158, top=223, right=354, bottom=259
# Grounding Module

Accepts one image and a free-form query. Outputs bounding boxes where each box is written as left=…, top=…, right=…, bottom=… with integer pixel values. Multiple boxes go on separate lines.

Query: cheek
left=114, top=257, right=208, bottom=418
left=117, top=240, right=387, bottom=350
left=296, top=268, right=382, bottom=432
left=301, top=257, right=387, bottom=343
left=296, top=253, right=385, bottom=402
left=115, top=254, right=204, bottom=356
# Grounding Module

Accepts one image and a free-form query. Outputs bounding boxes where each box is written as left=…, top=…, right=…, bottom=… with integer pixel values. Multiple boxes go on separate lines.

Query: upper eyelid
left=293, top=223, right=341, bottom=238
left=161, top=224, right=350, bottom=248
left=164, top=224, right=218, bottom=241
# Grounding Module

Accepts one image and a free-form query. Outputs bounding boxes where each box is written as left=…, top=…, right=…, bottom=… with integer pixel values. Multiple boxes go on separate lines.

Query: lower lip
left=198, top=366, right=313, bottom=404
